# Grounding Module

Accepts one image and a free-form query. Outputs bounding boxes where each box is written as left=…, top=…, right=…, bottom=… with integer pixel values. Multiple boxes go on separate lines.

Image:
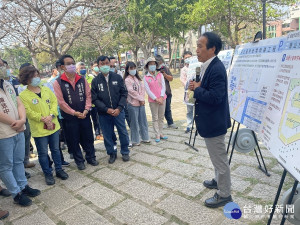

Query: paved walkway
left=0, top=79, right=295, bottom=225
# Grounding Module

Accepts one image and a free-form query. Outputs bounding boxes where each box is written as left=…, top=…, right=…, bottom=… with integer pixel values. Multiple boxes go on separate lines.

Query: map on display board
left=228, top=31, right=300, bottom=181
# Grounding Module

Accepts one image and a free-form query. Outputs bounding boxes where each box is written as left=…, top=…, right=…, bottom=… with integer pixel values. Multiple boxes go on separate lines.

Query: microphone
left=195, top=67, right=201, bottom=82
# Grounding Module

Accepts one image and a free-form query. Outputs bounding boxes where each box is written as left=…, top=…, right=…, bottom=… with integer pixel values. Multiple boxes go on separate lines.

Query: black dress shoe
left=205, top=192, right=233, bottom=208
left=14, top=193, right=32, bottom=206
left=22, top=185, right=41, bottom=197
left=122, top=154, right=130, bottom=162
left=77, top=163, right=86, bottom=170
left=87, top=159, right=99, bottom=166
left=203, top=179, right=218, bottom=189
left=56, top=170, right=69, bottom=180
left=108, top=154, right=117, bottom=164
left=45, top=174, right=55, bottom=185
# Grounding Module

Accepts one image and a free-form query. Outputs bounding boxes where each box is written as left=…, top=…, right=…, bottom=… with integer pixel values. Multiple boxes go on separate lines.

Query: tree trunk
left=168, top=36, right=171, bottom=67
left=133, top=46, right=139, bottom=65
left=31, top=53, right=38, bottom=68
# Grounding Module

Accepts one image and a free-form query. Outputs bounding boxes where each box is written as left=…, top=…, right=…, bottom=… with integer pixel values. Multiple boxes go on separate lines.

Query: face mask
left=129, top=70, right=136, bottom=76
left=6, top=69, right=11, bottom=76
left=93, top=67, right=99, bottom=73
left=148, top=65, right=157, bottom=72
left=184, top=59, right=190, bottom=64
left=0, top=66, right=7, bottom=79
left=80, top=69, right=87, bottom=75
left=31, top=77, right=41, bottom=87
left=65, top=64, right=76, bottom=74
left=100, top=65, right=110, bottom=74
left=110, top=68, right=116, bottom=72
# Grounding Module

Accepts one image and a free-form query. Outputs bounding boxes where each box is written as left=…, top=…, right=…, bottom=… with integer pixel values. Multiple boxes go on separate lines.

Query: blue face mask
left=6, top=69, right=11, bottom=76
left=31, top=77, right=41, bottom=87
left=148, top=65, right=157, bottom=72
left=110, top=68, right=116, bottom=72
left=100, top=65, right=110, bottom=74
left=93, top=67, right=100, bottom=73
left=80, top=69, right=87, bottom=75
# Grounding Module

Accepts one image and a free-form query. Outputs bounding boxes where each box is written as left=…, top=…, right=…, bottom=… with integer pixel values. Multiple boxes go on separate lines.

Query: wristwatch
left=50, top=114, right=55, bottom=118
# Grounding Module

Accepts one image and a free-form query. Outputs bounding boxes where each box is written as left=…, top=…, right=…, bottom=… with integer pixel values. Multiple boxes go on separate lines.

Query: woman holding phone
left=19, top=66, right=68, bottom=185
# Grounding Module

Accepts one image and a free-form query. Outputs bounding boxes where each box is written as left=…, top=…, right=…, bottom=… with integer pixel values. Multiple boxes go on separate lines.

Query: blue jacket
left=194, top=57, right=231, bottom=138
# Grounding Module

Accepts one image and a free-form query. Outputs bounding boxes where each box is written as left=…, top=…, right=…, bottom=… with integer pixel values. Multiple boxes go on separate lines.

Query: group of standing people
left=1, top=32, right=233, bottom=221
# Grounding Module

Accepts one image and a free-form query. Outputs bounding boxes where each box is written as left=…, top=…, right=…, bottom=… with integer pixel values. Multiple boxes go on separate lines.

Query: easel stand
left=267, top=168, right=299, bottom=225
left=226, top=120, right=270, bottom=176
left=184, top=105, right=199, bottom=152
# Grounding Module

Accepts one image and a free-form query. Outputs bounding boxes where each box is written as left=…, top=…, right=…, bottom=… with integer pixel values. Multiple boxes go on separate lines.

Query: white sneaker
left=168, top=124, right=178, bottom=129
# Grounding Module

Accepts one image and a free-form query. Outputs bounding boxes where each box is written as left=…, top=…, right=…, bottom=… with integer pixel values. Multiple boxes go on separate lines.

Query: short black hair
left=59, top=54, right=75, bottom=66
left=155, top=55, right=164, bottom=63
left=183, top=51, right=192, bottom=57
left=202, top=32, right=222, bottom=55
left=97, top=56, right=110, bottom=64
left=19, top=63, right=32, bottom=70
left=109, top=56, right=116, bottom=60
left=55, top=60, right=61, bottom=69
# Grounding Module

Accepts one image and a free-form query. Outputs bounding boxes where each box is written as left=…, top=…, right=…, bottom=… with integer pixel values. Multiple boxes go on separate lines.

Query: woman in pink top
left=143, top=57, right=168, bottom=142
left=124, top=62, right=150, bottom=145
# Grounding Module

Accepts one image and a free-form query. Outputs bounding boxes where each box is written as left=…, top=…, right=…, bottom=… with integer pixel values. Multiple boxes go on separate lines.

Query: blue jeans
left=128, top=104, right=149, bottom=144
left=34, top=131, right=62, bottom=175
left=0, top=133, right=27, bottom=198
left=99, top=110, right=130, bottom=155
left=165, top=94, right=174, bottom=125
left=187, top=104, right=194, bottom=129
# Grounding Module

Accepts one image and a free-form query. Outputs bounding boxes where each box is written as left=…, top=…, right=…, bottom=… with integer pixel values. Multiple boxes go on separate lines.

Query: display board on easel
left=228, top=31, right=300, bottom=182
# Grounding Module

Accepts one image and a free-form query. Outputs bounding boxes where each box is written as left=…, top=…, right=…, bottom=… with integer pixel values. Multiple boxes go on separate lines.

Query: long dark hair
left=124, top=61, right=141, bottom=81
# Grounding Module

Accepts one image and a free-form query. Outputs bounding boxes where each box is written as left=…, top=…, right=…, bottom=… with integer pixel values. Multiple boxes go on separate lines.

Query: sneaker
left=25, top=171, right=31, bottom=179
left=0, top=210, right=9, bottom=220
left=0, top=188, right=11, bottom=197
left=168, top=124, right=178, bottom=129
left=22, top=185, right=41, bottom=197
left=45, top=174, right=55, bottom=185
left=108, top=154, right=117, bottom=164
left=24, top=162, right=35, bottom=168
left=141, top=140, right=151, bottom=144
left=122, top=154, right=130, bottom=162
left=77, top=162, right=86, bottom=170
left=203, top=179, right=218, bottom=189
left=14, top=193, right=32, bottom=207
left=56, top=170, right=69, bottom=180
left=128, top=143, right=133, bottom=148
left=87, top=159, right=99, bottom=166
left=62, top=161, right=70, bottom=167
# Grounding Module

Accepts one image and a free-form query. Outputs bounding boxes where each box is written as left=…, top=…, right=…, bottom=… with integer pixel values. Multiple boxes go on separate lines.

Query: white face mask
left=129, top=69, right=136, bottom=76
left=148, top=65, right=157, bottom=72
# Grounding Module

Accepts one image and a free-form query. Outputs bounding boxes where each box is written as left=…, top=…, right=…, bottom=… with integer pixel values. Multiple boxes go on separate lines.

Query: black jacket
left=91, top=71, right=128, bottom=115
left=194, top=57, right=231, bottom=138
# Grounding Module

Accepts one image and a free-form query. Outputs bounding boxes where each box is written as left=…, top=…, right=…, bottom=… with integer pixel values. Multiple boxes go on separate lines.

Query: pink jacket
left=144, top=72, right=166, bottom=103
left=125, top=76, right=145, bottom=106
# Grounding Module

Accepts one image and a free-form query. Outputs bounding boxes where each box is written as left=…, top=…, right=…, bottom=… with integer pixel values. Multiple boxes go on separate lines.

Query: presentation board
left=228, top=31, right=300, bottom=181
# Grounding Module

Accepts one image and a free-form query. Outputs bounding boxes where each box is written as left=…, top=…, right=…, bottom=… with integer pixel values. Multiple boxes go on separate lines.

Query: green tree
left=186, top=0, right=296, bottom=47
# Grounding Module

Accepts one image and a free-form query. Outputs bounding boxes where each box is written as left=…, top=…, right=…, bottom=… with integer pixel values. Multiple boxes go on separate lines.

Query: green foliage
left=2, top=45, right=32, bottom=74
left=186, top=0, right=296, bottom=47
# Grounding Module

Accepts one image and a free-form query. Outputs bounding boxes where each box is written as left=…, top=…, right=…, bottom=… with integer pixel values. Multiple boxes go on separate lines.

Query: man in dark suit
left=189, top=32, right=232, bottom=208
